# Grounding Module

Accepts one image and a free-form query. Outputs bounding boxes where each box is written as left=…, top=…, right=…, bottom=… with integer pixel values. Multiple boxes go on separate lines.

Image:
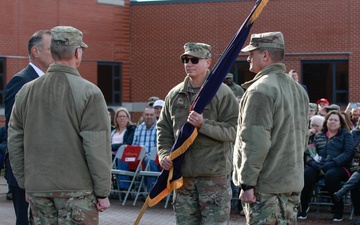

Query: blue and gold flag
left=135, top=1, right=269, bottom=223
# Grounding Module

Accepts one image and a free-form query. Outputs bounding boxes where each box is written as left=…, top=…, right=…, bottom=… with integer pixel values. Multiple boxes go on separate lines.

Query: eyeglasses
left=310, top=124, right=320, bottom=128
left=181, top=57, right=206, bottom=64
left=117, top=116, right=128, bottom=119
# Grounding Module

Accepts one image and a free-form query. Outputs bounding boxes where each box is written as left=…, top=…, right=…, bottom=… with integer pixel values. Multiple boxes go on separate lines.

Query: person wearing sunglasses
left=157, top=42, right=239, bottom=224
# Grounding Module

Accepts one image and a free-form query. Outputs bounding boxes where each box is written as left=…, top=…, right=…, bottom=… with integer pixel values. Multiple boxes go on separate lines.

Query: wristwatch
left=241, top=184, right=254, bottom=191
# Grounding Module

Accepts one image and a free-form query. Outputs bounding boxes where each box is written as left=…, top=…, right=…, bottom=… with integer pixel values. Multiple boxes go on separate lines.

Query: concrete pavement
left=0, top=175, right=355, bottom=224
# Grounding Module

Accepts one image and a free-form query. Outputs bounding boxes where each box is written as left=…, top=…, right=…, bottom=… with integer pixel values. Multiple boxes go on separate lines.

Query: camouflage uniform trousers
left=242, top=191, right=300, bottom=225
left=173, top=175, right=232, bottom=225
left=28, top=191, right=99, bottom=225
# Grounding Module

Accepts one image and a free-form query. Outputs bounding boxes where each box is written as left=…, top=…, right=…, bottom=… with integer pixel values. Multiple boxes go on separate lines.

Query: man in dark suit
left=4, top=30, right=53, bottom=225
left=288, top=69, right=309, bottom=95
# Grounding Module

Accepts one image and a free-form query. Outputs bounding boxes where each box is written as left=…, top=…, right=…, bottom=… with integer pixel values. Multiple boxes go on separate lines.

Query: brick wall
left=1, top=0, right=359, bottom=125
left=130, top=0, right=358, bottom=103
left=1, top=0, right=131, bottom=100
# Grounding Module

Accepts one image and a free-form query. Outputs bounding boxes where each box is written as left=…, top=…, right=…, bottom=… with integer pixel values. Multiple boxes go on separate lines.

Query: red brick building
left=1, top=0, right=359, bottom=123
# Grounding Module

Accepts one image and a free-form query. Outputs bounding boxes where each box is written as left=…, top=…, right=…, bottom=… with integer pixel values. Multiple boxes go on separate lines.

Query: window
left=302, top=60, right=348, bottom=106
left=97, top=62, right=122, bottom=105
left=0, top=57, right=5, bottom=105
left=229, top=60, right=254, bottom=86
left=97, top=0, right=124, bottom=6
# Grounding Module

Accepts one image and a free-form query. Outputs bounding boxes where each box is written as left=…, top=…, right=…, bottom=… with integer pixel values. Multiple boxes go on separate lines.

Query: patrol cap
left=180, top=42, right=212, bottom=59
left=309, top=103, right=317, bottom=111
left=326, top=104, right=340, bottom=111
left=51, top=26, right=88, bottom=48
left=241, top=32, right=284, bottom=52
left=148, top=96, right=159, bottom=106
left=225, top=73, right=233, bottom=79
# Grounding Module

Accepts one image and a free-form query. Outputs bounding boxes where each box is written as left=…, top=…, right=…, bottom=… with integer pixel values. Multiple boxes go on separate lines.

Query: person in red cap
left=317, top=98, right=330, bottom=116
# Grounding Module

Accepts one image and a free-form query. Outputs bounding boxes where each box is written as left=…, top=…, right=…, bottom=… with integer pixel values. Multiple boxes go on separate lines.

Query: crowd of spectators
left=109, top=97, right=164, bottom=193
left=299, top=97, right=360, bottom=222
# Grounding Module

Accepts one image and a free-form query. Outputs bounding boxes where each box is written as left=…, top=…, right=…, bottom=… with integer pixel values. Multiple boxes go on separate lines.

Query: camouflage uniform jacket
left=8, top=64, right=112, bottom=198
left=233, top=63, right=309, bottom=193
left=157, top=72, right=239, bottom=177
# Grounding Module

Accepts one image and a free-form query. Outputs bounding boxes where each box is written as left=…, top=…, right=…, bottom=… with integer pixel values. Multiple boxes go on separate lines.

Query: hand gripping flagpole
left=134, top=1, right=269, bottom=224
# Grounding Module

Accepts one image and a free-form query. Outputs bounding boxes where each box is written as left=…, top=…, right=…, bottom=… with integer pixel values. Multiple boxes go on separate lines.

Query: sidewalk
left=0, top=176, right=354, bottom=224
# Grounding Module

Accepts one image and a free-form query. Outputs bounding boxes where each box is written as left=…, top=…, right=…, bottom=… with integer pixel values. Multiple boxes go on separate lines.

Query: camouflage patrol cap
left=50, top=26, right=88, bottom=48
left=241, top=32, right=284, bottom=52
left=309, top=103, right=318, bottom=111
left=148, top=96, right=159, bottom=106
left=180, top=42, right=212, bottom=59
left=225, top=73, right=233, bottom=79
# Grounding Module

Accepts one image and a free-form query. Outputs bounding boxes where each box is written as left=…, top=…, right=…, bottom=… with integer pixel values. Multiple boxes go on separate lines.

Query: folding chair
left=133, top=147, right=174, bottom=208
left=133, top=147, right=160, bottom=206
left=309, top=179, right=354, bottom=219
left=164, top=190, right=173, bottom=209
left=111, top=145, right=146, bottom=206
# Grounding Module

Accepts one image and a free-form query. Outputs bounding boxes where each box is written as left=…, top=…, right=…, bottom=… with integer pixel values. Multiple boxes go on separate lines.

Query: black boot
left=334, top=171, right=360, bottom=201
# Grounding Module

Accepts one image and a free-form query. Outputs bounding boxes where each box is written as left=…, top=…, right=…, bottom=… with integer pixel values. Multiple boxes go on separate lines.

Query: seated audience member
left=326, top=104, right=340, bottom=112
left=352, top=118, right=360, bottom=167
left=340, top=111, right=354, bottom=131
left=318, top=108, right=327, bottom=117
left=308, top=103, right=318, bottom=128
left=153, top=99, right=164, bottom=120
left=333, top=167, right=360, bottom=224
left=335, top=122, right=360, bottom=219
left=112, top=107, right=136, bottom=189
left=345, top=102, right=360, bottom=128
left=111, top=107, right=136, bottom=152
left=309, top=103, right=318, bottom=119
left=306, top=115, right=325, bottom=168
left=108, top=107, right=116, bottom=131
left=137, top=96, right=160, bottom=125
left=299, top=110, right=355, bottom=222
left=308, top=115, right=325, bottom=144
left=133, top=106, right=158, bottom=190
left=317, top=98, right=329, bottom=112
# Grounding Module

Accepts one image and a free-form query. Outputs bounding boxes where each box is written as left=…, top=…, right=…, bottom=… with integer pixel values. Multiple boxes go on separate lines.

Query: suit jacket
left=4, top=64, right=39, bottom=186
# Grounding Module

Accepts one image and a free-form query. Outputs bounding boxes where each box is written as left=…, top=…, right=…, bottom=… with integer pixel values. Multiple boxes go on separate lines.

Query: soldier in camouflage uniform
left=224, top=72, right=244, bottom=101
left=157, top=42, right=239, bottom=225
left=233, top=32, right=309, bottom=224
left=8, top=26, right=112, bottom=225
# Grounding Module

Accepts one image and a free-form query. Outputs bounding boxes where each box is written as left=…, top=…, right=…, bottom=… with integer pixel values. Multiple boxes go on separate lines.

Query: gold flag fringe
left=248, top=0, right=269, bottom=25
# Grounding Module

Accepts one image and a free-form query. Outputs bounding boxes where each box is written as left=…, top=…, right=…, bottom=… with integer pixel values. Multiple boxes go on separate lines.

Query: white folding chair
left=133, top=147, right=173, bottom=208
left=164, top=190, right=173, bottom=209
left=133, top=147, right=161, bottom=206
left=111, top=145, right=146, bottom=206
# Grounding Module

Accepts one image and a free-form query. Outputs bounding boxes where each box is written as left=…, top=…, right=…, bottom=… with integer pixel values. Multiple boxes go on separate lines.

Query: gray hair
left=310, top=115, right=325, bottom=126
left=258, top=47, right=285, bottom=62
left=28, top=30, right=51, bottom=58
left=51, top=45, right=78, bottom=60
